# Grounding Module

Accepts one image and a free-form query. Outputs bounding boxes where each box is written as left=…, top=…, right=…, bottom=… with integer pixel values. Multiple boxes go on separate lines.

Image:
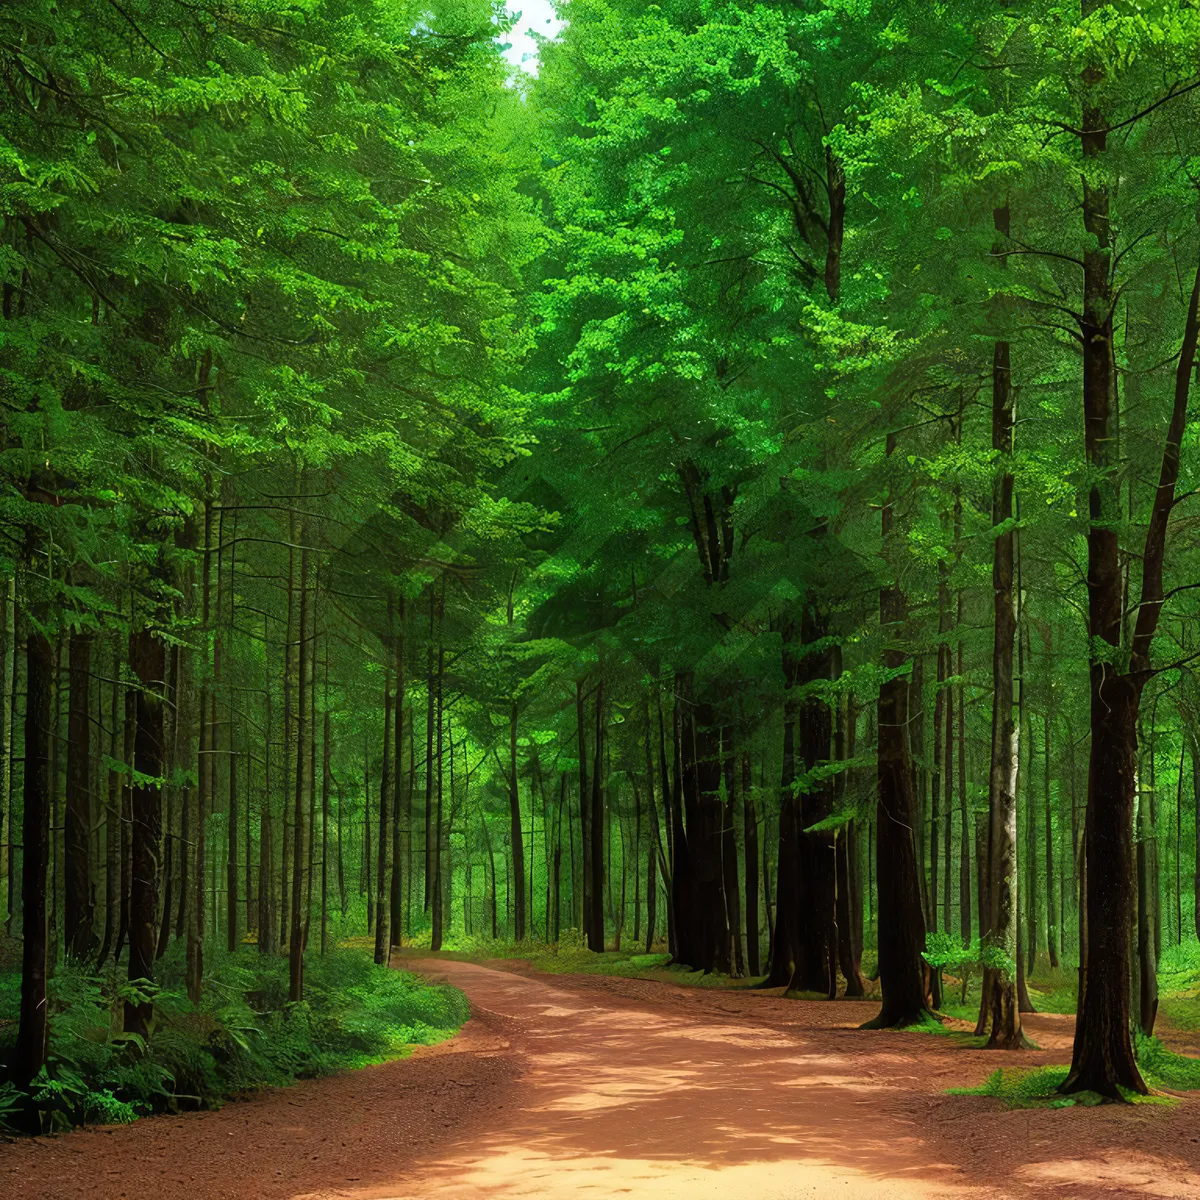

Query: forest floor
left=6, top=956, right=1200, bottom=1199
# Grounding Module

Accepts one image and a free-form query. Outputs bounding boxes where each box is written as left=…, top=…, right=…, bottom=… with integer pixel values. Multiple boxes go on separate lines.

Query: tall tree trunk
left=982, top=291, right=1026, bottom=1049
left=16, top=634, right=52, bottom=1087
left=390, top=607, right=405, bottom=947
left=589, top=680, right=605, bottom=950
left=374, top=661, right=392, bottom=964
left=321, top=672, right=332, bottom=956
left=98, top=661, right=122, bottom=964
left=116, top=681, right=134, bottom=963
left=508, top=701, right=525, bottom=942
left=577, top=680, right=589, bottom=934
left=225, top=524, right=239, bottom=953
left=431, top=611, right=446, bottom=952
left=1136, top=773, right=1158, bottom=1035
left=424, top=588, right=435, bottom=913
left=794, top=611, right=836, bottom=995
left=1045, top=700, right=1059, bottom=969
left=1056, top=1, right=1199, bottom=1097
left=125, top=628, right=164, bottom=1038
left=864, top=432, right=928, bottom=1029
left=1017, top=546, right=1036, bottom=980
left=0, top=577, right=13, bottom=932
left=259, top=640, right=276, bottom=955
left=288, top=542, right=312, bottom=1001
left=64, top=632, right=93, bottom=958
left=763, top=639, right=801, bottom=989
left=742, top=749, right=760, bottom=975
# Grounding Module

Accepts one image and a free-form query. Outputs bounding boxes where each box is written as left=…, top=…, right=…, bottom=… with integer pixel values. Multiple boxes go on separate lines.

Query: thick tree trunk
left=125, top=628, right=164, bottom=1038
left=16, top=634, right=52, bottom=1088
left=864, top=433, right=928, bottom=1029
left=1056, top=2, right=1196, bottom=1096
left=983, top=321, right=1026, bottom=1050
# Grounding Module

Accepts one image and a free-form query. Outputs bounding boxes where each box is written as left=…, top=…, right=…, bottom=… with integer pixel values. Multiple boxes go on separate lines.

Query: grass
left=0, top=940, right=468, bottom=1135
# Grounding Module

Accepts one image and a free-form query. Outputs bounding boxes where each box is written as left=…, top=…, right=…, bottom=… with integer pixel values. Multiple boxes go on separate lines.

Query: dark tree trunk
left=742, top=749, right=760, bottom=975
left=1194, top=742, right=1200, bottom=944
left=16, top=634, right=52, bottom=1087
left=722, top=740, right=743, bottom=976
left=259, top=628, right=276, bottom=955
left=424, top=589, right=435, bottom=912
left=98, top=662, right=122, bottom=964
left=1136, top=778, right=1158, bottom=1035
left=125, top=629, right=165, bottom=1038
left=763, top=642, right=801, bottom=988
left=864, top=433, right=928, bottom=1030
left=588, top=681, right=605, bottom=950
left=577, top=680, right=589, bottom=933
left=289, top=544, right=312, bottom=1001
left=431, top=619, right=446, bottom=952
left=116, top=684, right=135, bottom=964
left=390, top=610, right=405, bottom=947
left=793, top=612, right=836, bottom=995
left=227, top=695, right=239, bottom=953
left=1056, top=6, right=1200, bottom=1096
left=983, top=311, right=1026, bottom=1050
left=1045, top=701, right=1059, bottom=969
left=321, top=699, right=332, bottom=956
left=64, top=632, right=93, bottom=959
left=509, top=700, right=525, bottom=941
left=374, top=662, right=392, bottom=964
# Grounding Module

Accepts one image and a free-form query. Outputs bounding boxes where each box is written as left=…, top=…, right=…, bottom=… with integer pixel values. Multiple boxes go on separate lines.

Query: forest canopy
left=3, top=0, right=1200, bottom=1128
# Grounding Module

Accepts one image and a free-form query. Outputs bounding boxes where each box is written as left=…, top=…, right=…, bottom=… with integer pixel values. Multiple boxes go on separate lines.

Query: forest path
left=7, top=959, right=1200, bottom=1200
left=346, top=958, right=1200, bottom=1200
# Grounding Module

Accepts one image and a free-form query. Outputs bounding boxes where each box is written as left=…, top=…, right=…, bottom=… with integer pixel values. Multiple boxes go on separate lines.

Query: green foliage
left=0, top=948, right=467, bottom=1132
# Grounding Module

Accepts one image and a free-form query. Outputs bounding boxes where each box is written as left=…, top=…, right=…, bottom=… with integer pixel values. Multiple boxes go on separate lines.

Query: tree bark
left=16, top=633, right=52, bottom=1087
left=588, top=680, right=605, bottom=950
left=64, top=632, right=93, bottom=959
left=288, top=541, right=312, bottom=1001
left=390, top=605, right=405, bottom=947
left=125, top=628, right=164, bottom=1038
left=864, top=432, right=928, bottom=1029
left=374, top=660, right=392, bottom=964
left=742, top=749, right=760, bottom=975
left=983, top=308, right=1026, bottom=1049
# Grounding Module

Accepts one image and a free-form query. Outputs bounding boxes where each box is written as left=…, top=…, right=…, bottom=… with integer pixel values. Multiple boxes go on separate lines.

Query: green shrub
left=0, top=945, right=468, bottom=1134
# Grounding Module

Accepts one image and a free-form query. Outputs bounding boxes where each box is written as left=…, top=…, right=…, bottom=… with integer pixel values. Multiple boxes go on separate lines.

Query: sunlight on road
left=331, top=960, right=976, bottom=1200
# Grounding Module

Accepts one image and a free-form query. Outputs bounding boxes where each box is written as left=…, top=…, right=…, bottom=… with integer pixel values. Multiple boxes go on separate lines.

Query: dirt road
left=6, top=959, right=1200, bottom=1199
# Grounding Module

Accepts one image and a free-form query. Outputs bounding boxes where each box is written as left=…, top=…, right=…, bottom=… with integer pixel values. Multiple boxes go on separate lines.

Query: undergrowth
left=0, top=944, right=467, bottom=1134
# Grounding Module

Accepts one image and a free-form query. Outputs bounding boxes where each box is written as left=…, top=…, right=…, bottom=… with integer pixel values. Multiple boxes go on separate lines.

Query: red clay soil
left=6, top=957, right=1200, bottom=1199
